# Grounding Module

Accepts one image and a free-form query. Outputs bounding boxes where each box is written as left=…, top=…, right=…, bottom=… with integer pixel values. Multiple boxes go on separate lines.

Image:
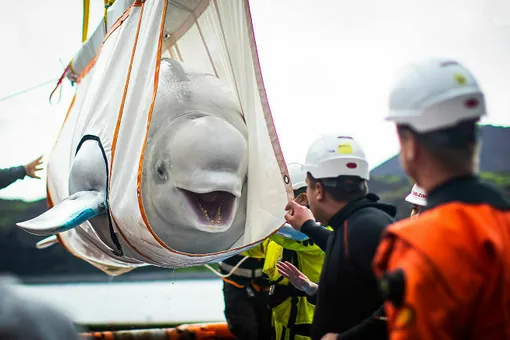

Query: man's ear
left=399, top=129, right=418, bottom=164
left=316, top=181, right=325, bottom=202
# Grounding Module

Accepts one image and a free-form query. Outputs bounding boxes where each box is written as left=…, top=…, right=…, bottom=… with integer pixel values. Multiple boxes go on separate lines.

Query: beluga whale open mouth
left=181, top=190, right=237, bottom=227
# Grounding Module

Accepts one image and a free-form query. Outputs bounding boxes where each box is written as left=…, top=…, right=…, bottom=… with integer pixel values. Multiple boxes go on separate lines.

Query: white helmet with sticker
left=303, top=135, right=369, bottom=180
left=386, top=58, right=486, bottom=133
left=405, top=184, right=427, bottom=206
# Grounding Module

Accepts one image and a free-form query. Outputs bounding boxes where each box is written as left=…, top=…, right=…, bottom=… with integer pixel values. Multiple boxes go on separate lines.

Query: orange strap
left=252, top=282, right=271, bottom=292
left=221, top=277, right=245, bottom=288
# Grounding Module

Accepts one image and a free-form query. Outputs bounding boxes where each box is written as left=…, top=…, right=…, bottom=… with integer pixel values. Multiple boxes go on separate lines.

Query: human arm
left=0, top=156, right=43, bottom=190
left=300, top=220, right=332, bottom=251
left=0, top=166, right=26, bottom=189
left=276, top=261, right=318, bottom=296
left=284, top=200, right=332, bottom=251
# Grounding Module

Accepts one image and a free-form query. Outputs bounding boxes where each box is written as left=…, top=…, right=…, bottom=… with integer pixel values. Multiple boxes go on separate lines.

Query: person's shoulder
left=386, top=204, right=487, bottom=260
left=387, top=207, right=446, bottom=237
left=349, top=206, right=395, bottom=231
left=347, top=208, right=393, bottom=248
left=383, top=205, right=498, bottom=294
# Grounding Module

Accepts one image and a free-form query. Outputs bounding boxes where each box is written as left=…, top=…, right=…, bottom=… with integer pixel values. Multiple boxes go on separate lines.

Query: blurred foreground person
left=0, top=274, right=80, bottom=339
left=0, top=156, right=43, bottom=190
left=374, top=58, right=510, bottom=339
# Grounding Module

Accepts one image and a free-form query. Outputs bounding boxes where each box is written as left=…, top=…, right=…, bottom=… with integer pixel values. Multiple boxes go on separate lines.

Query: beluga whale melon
left=16, top=0, right=293, bottom=275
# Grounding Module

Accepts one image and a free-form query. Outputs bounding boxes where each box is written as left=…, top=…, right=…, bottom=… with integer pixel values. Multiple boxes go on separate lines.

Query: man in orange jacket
left=373, top=58, right=510, bottom=339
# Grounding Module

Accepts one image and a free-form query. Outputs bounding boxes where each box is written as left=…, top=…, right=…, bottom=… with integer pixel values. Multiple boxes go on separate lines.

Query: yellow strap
left=82, top=0, right=90, bottom=43
left=103, top=0, right=116, bottom=31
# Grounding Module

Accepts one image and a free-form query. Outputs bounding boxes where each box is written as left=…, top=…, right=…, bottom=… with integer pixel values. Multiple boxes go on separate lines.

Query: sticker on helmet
left=453, top=73, right=467, bottom=86
left=464, top=98, right=479, bottom=109
left=337, top=143, right=353, bottom=154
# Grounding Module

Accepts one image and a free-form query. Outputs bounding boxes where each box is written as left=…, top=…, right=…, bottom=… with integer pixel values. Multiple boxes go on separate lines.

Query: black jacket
left=301, top=193, right=396, bottom=340
left=0, top=166, right=26, bottom=190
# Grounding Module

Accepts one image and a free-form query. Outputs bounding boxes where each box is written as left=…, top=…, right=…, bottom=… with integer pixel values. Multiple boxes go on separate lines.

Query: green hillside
left=369, top=172, right=510, bottom=219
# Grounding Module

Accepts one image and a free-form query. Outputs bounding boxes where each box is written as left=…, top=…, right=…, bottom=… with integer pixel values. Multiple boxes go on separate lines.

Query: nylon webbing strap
left=288, top=296, right=299, bottom=339
left=82, top=0, right=90, bottom=42
left=218, top=262, right=263, bottom=278
left=104, top=0, right=117, bottom=32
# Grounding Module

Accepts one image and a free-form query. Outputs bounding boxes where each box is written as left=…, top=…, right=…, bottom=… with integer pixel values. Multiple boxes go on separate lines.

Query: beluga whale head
left=141, top=58, right=249, bottom=254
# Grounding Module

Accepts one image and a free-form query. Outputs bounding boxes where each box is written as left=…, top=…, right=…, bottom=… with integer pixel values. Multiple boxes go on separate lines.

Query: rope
left=0, top=78, right=60, bottom=103
left=203, top=255, right=250, bottom=278
left=49, top=64, right=71, bottom=105
left=103, top=0, right=116, bottom=33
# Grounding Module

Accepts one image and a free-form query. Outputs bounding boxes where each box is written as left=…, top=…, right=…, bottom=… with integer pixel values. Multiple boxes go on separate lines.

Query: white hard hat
left=405, top=184, right=427, bottom=206
left=287, top=163, right=307, bottom=190
left=386, top=58, right=486, bottom=133
left=303, top=135, right=369, bottom=180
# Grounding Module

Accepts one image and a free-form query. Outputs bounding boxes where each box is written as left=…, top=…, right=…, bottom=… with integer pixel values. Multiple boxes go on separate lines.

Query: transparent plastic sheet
left=47, top=0, right=293, bottom=273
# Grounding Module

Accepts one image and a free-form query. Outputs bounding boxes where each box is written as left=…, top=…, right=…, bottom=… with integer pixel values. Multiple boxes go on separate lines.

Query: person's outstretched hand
left=24, top=155, right=44, bottom=179
left=284, top=200, right=315, bottom=231
left=276, top=261, right=318, bottom=296
left=321, top=333, right=339, bottom=340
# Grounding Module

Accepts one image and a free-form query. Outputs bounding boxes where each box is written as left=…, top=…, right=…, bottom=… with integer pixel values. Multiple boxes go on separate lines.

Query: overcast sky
left=1, top=0, right=509, bottom=201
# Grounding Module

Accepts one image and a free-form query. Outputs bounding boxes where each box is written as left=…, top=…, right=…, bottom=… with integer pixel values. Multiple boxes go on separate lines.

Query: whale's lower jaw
left=180, top=189, right=238, bottom=233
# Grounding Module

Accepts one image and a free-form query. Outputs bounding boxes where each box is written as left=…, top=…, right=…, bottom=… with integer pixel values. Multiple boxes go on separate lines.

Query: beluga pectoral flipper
left=17, top=191, right=107, bottom=237
left=18, top=136, right=114, bottom=247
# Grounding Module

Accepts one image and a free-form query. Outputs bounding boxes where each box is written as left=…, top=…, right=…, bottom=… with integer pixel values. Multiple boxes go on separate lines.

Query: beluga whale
left=15, top=0, right=293, bottom=275
left=17, top=58, right=250, bottom=270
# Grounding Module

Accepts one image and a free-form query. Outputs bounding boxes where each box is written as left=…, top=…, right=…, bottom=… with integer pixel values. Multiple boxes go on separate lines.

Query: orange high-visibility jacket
left=373, top=176, right=510, bottom=340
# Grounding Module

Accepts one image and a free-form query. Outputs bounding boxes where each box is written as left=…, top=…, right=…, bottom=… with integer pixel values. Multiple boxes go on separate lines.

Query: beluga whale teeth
left=182, top=190, right=236, bottom=226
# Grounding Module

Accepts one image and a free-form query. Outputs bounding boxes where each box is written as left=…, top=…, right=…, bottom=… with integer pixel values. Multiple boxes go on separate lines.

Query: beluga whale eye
left=155, top=159, right=168, bottom=181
